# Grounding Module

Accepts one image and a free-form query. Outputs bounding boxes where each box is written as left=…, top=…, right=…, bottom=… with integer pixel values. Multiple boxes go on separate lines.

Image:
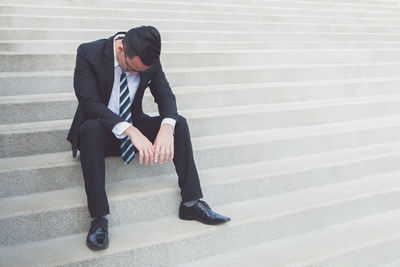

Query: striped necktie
left=119, top=71, right=135, bottom=164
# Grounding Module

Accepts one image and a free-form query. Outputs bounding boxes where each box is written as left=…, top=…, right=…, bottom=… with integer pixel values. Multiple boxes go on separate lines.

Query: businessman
left=66, top=25, right=230, bottom=250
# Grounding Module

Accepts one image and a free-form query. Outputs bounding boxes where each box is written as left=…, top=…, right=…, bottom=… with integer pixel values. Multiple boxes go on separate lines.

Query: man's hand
left=123, top=125, right=155, bottom=165
left=153, top=124, right=174, bottom=164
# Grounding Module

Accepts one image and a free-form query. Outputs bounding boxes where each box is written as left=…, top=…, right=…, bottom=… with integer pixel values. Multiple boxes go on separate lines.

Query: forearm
left=79, top=101, right=124, bottom=131
left=149, top=61, right=179, bottom=122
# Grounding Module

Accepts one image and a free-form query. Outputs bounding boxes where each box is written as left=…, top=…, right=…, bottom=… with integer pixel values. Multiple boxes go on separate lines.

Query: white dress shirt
left=109, top=33, right=176, bottom=139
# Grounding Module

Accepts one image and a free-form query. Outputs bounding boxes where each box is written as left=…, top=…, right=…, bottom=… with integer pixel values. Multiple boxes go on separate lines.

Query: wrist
left=123, top=125, right=139, bottom=137
left=161, top=123, right=173, bottom=135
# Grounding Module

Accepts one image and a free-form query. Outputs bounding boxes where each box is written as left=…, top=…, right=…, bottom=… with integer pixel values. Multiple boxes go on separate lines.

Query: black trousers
left=78, top=115, right=203, bottom=218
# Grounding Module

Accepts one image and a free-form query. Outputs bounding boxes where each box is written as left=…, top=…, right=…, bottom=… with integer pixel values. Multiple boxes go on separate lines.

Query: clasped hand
left=125, top=124, right=174, bottom=166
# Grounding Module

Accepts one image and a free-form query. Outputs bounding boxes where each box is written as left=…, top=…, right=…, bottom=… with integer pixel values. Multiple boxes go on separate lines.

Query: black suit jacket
left=66, top=31, right=180, bottom=158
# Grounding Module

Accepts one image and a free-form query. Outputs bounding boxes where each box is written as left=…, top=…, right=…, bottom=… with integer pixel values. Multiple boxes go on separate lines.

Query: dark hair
left=122, top=25, right=161, bottom=66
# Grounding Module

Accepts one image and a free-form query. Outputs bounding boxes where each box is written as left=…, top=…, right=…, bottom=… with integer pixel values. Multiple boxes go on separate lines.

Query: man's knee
left=79, top=119, right=105, bottom=139
left=175, top=115, right=189, bottom=134
left=176, top=115, right=188, bottom=126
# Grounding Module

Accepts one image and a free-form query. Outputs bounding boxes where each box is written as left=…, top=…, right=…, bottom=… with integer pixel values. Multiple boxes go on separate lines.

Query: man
left=66, top=25, right=231, bottom=251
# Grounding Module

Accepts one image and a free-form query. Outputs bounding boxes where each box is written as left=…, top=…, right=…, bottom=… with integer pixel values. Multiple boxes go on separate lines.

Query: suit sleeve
left=73, top=44, right=124, bottom=132
left=148, top=61, right=180, bottom=123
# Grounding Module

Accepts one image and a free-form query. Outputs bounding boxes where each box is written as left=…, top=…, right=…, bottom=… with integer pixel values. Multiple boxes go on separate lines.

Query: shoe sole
left=86, top=239, right=109, bottom=250
left=179, top=214, right=230, bottom=225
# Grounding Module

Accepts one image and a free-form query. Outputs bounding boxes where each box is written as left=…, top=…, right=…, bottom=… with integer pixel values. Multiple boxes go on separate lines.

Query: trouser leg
left=133, top=115, right=203, bottom=202
left=78, top=119, right=121, bottom=218
left=171, top=115, right=203, bottom=202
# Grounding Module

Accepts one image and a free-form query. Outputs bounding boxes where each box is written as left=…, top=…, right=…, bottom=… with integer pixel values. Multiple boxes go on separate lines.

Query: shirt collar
left=113, top=33, right=125, bottom=69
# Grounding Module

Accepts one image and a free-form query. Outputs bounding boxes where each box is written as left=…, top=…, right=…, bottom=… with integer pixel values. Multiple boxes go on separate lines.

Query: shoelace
left=196, top=200, right=217, bottom=218
left=89, top=218, right=108, bottom=234
left=198, top=200, right=211, bottom=209
left=196, top=201, right=208, bottom=212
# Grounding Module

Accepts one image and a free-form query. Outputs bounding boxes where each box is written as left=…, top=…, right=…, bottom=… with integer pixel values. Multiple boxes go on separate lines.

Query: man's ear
left=116, top=42, right=124, bottom=53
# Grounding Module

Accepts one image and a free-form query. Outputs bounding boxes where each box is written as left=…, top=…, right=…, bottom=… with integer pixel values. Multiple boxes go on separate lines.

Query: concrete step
left=378, top=259, right=400, bottom=267
left=2, top=80, right=400, bottom=123
left=0, top=98, right=399, bottom=158
left=3, top=15, right=400, bottom=33
left=2, top=75, right=400, bottom=98
left=179, top=208, right=400, bottom=267
left=2, top=40, right=400, bottom=53
left=2, top=170, right=400, bottom=264
left=2, top=62, right=400, bottom=95
left=2, top=4, right=400, bottom=25
left=5, top=49, right=400, bottom=72
left=2, top=142, right=399, bottom=246
left=0, top=0, right=397, bottom=8
left=296, top=0, right=397, bottom=6
left=1, top=94, right=400, bottom=155
left=96, top=0, right=400, bottom=13
left=0, top=9, right=398, bottom=26
left=0, top=2, right=398, bottom=22
left=1, top=0, right=398, bottom=15
left=3, top=28, right=400, bottom=41
left=134, top=0, right=400, bottom=11
left=1, top=122, right=399, bottom=196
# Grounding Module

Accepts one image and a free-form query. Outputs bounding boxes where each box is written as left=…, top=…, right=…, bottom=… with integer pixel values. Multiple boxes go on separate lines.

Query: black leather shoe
left=179, top=200, right=231, bottom=225
left=86, top=217, right=109, bottom=250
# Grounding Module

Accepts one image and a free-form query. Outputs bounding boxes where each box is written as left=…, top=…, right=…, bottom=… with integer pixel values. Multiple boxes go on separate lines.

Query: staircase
left=1, top=0, right=400, bottom=266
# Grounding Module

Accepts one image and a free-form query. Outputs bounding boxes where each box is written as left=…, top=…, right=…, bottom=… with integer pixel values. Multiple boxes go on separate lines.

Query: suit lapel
left=103, top=31, right=127, bottom=103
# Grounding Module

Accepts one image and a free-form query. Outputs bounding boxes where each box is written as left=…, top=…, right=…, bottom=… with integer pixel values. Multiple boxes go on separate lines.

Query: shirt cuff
left=112, top=121, right=131, bottom=139
left=161, top=118, right=176, bottom=136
